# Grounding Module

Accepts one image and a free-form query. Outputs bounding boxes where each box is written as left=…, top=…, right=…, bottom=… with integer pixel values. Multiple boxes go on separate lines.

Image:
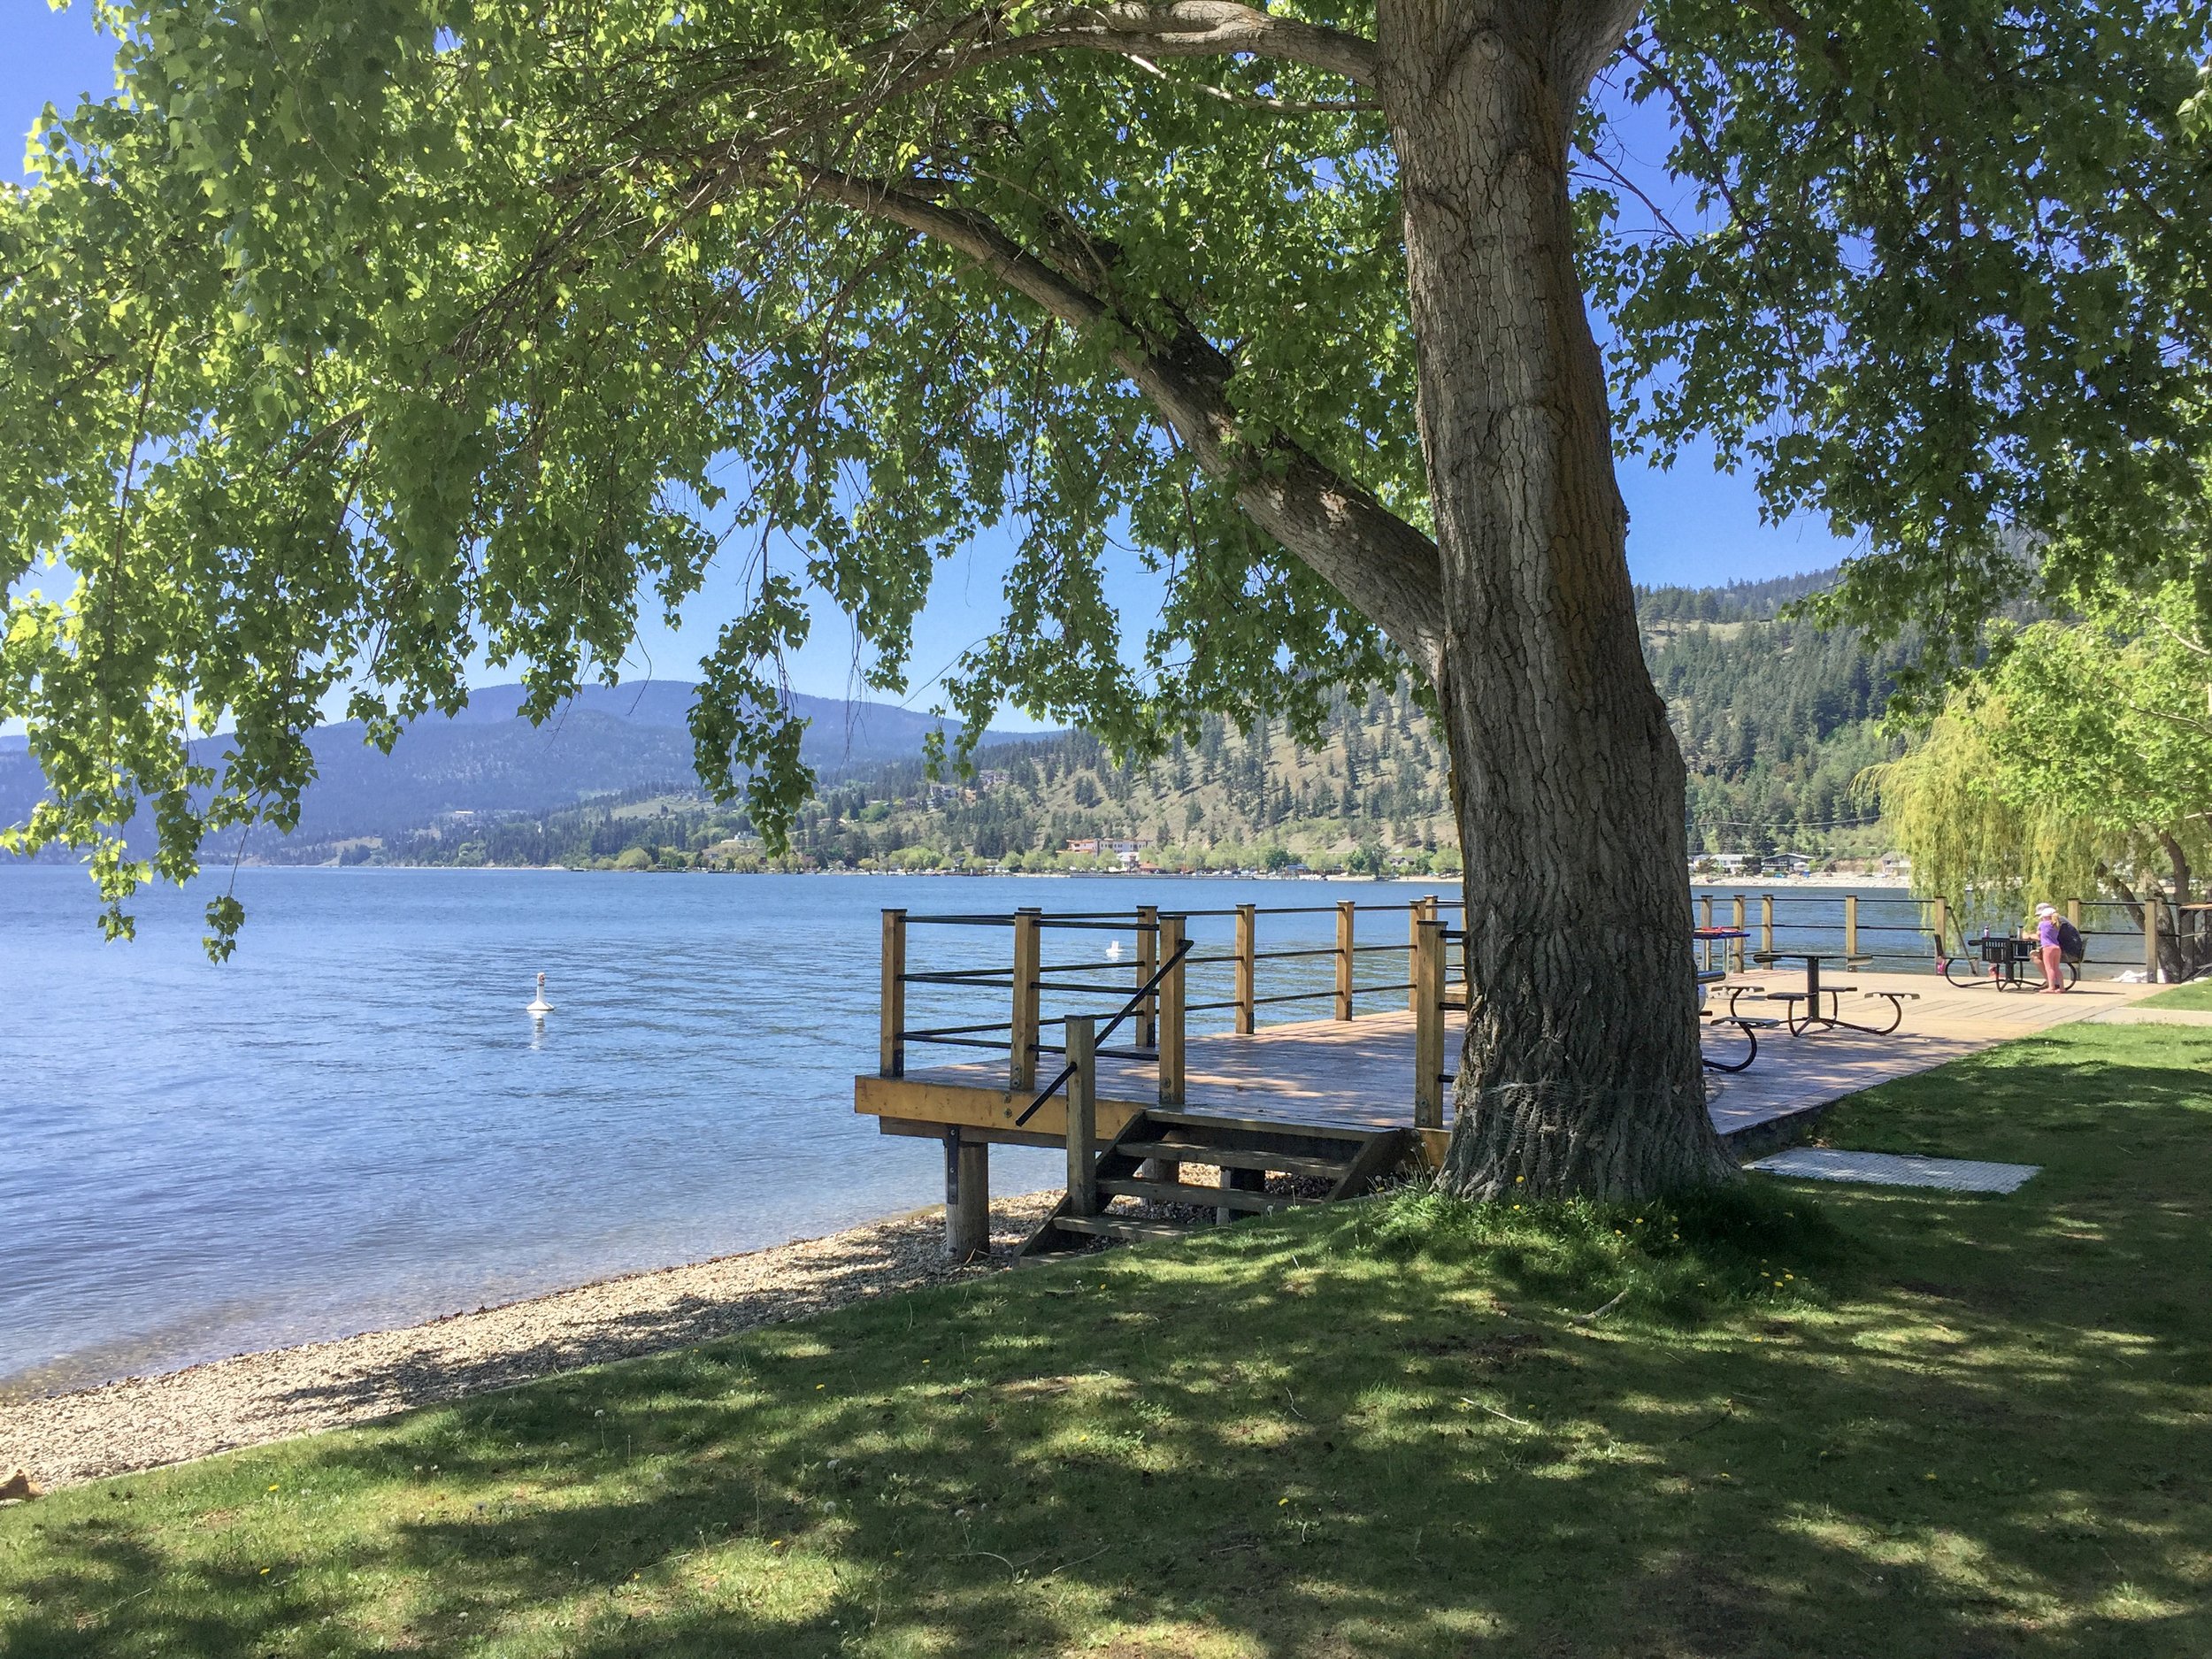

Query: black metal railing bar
left=1014, top=937, right=1194, bottom=1127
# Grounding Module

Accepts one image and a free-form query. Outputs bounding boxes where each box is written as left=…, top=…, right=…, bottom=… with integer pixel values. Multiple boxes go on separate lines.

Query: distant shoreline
left=4, top=863, right=1913, bottom=889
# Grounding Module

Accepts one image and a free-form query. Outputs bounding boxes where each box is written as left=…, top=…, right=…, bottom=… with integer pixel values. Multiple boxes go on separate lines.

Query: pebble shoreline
left=0, top=1192, right=1064, bottom=1494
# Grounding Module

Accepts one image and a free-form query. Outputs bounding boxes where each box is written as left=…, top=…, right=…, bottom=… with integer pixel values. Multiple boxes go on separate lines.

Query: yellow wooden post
left=1760, top=894, right=1775, bottom=957
left=1698, top=894, right=1713, bottom=973
left=944, top=1130, right=988, bottom=1263
left=1064, top=1015, right=1097, bottom=1217
left=1413, top=919, right=1446, bottom=1130
left=1234, top=902, right=1257, bottom=1034
left=1731, top=895, right=1747, bottom=972
left=1409, top=895, right=1438, bottom=1011
left=1157, top=914, right=1187, bottom=1107
left=1334, top=899, right=1356, bottom=1020
left=1843, top=893, right=1858, bottom=962
left=1135, top=904, right=1158, bottom=1050
left=2066, top=898, right=2082, bottom=934
left=1010, top=908, right=1041, bottom=1091
left=879, top=908, right=906, bottom=1079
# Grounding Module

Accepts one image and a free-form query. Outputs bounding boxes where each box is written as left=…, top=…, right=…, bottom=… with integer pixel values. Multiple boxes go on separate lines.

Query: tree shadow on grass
left=6, top=1029, right=2208, bottom=1657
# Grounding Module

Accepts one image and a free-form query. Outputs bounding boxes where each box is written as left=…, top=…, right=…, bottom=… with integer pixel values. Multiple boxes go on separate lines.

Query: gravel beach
left=1, top=1192, right=1064, bottom=1494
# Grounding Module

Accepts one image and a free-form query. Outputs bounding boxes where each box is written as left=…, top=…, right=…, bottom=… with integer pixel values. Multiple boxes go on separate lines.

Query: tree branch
left=1004, top=4, right=1381, bottom=88
left=787, top=161, right=1446, bottom=673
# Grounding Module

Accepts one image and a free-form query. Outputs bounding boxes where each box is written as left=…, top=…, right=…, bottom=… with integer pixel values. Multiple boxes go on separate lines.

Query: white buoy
left=526, top=972, right=554, bottom=1019
left=1106, top=940, right=1124, bottom=962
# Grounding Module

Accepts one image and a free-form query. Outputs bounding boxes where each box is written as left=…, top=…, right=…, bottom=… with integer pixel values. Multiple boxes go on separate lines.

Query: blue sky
left=4, top=4, right=1856, bottom=723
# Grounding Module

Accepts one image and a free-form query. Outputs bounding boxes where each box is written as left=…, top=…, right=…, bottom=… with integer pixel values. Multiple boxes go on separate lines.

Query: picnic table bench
left=1754, top=951, right=1920, bottom=1035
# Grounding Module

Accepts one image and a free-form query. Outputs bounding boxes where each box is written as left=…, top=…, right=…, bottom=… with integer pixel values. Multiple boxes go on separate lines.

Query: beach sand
left=1, top=1192, right=1064, bottom=1493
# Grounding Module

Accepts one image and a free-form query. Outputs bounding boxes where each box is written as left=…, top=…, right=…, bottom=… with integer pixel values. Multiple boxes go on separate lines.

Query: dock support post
left=1334, top=900, right=1355, bottom=1020
left=1413, top=918, right=1446, bottom=1131
left=1843, top=894, right=1858, bottom=962
left=1157, top=915, right=1187, bottom=1107
left=1760, top=894, right=1775, bottom=958
left=1698, top=894, right=1713, bottom=974
left=1065, top=1016, right=1097, bottom=1218
left=2067, top=898, right=2082, bottom=935
left=944, top=1130, right=988, bottom=1263
left=1233, top=903, right=1256, bottom=1034
left=1731, top=895, right=1747, bottom=972
left=1010, top=908, right=1041, bottom=1091
left=879, top=909, right=906, bottom=1079
left=1932, top=895, right=1949, bottom=958
left=1135, top=904, right=1158, bottom=1050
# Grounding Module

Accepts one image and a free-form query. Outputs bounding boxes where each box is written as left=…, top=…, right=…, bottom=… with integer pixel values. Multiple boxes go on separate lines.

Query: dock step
left=1096, top=1177, right=1302, bottom=1213
left=1115, top=1140, right=1354, bottom=1182
left=1018, top=1112, right=1411, bottom=1259
left=1050, top=1215, right=1198, bottom=1245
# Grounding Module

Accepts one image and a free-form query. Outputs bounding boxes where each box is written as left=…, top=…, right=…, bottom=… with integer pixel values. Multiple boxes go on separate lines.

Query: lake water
left=0, top=868, right=1436, bottom=1395
left=1, top=867, right=1935, bottom=1396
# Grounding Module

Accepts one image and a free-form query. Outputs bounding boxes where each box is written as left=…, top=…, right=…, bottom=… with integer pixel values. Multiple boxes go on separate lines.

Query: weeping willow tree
left=1868, top=582, right=2212, bottom=975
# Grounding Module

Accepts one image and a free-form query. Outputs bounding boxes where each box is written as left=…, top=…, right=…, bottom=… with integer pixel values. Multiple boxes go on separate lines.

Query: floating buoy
left=526, top=972, right=554, bottom=1019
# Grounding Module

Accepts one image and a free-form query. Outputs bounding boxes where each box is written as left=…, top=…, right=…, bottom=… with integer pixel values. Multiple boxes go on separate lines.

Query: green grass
left=2141, top=979, right=2212, bottom=1010
left=6, top=1023, right=2211, bottom=1657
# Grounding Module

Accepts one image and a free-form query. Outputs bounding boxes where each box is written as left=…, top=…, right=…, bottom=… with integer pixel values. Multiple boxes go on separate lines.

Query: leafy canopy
left=4, top=0, right=2210, bottom=952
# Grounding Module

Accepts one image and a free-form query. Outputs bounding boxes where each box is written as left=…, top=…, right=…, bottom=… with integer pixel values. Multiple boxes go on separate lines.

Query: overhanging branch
left=787, top=161, right=1446, bottom=674
left=987, top=4, right=1381, bottom=88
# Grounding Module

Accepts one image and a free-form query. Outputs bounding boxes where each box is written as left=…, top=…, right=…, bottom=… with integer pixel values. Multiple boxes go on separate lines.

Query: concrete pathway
left=1703, top=971, right=2166, bottom=1146
left=1747, top=1148, right=2041, bottom=1193
left=2079, top=1005, right=2212, bottom=1027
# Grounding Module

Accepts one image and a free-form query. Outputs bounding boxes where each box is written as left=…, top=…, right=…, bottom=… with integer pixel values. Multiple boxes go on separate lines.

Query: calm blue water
left=0, top=868, right=1440, bottom=1395
left=3, top=867, right=1949, bottom=1395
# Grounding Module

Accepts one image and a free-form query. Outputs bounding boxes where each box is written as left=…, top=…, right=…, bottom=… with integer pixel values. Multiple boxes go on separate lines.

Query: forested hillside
left=323, top=568, right=1908, bottom=872
left=4, top=569, right=1904, bottom=872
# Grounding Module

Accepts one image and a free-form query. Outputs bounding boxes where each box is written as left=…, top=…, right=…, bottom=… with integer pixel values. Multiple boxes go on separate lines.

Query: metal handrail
left=902, top=1018, right=1015, bottom=1039
left=1013, top=937, right=1194, bottom=1127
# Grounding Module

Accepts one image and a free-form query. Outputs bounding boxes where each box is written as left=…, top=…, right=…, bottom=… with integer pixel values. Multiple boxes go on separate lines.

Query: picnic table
left=1694, top=927, right=1770, bottom=1071
left=1752, top=949, right=1917, bottom=1036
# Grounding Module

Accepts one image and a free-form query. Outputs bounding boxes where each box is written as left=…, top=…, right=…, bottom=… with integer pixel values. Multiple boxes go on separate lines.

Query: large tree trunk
left=1377, top=0, right=1737, bottom=1198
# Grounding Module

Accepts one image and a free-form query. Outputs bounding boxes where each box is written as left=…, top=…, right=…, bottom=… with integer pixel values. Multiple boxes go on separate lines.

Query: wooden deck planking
left=856, top=970, right=2166, bottom=1153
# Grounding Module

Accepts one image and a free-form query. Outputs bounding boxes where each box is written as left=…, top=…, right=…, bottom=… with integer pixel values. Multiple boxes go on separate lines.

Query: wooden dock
left=854, top=901, right=2170, bottom=1256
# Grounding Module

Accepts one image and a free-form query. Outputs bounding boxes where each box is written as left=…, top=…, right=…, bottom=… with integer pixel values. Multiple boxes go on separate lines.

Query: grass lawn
left=4, top=1021, right=2208, bottom=1658
left=2141, top=979, right=2212, bottom=1010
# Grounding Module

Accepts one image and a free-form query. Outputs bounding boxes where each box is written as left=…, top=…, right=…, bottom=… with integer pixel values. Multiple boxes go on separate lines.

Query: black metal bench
left=1857, top=989, right=1919, bottom=1033
left=1701, top=1010, right=1781, bottom=1072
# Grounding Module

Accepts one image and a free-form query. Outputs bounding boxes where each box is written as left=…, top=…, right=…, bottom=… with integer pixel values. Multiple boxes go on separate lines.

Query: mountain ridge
left=0, top=684, right=1046, bottom=852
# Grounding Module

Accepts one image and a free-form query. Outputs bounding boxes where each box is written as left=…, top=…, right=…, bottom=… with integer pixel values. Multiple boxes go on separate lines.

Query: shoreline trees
left=1871, top=582, right=2212, bottom=979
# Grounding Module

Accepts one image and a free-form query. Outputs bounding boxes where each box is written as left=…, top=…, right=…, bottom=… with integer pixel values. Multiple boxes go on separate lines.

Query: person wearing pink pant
left=2035, top=902, right=2068, bottom=993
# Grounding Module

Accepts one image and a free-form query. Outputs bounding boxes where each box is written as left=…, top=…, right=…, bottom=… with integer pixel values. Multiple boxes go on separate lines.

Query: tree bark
left=1377, top=0, right=1736, bottom=1198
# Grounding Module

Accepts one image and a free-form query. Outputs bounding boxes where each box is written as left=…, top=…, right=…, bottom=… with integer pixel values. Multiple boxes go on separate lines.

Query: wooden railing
left=881, top=887, right=2193, bottom=1139
left=879, top=898, right=1466, bottom=1110
left=1690, top=891, right=2177, bottom=980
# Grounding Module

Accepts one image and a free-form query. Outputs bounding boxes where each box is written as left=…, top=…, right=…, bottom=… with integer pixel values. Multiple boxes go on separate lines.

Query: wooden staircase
left=1018, top=1110, right=1410, bottom=1258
